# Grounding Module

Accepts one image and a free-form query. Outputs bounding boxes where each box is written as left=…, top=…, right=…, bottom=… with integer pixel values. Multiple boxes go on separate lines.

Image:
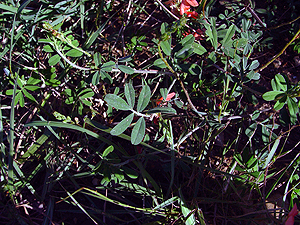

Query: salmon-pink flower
left=157, top=92, right=176, bottom=105
left=180, top=0, right=190, bottom=15
left=285, top=204, right=298, bottom=225
left=186, top=0, right=199, bottom=7
left=153, top=92, right=176, bottom=125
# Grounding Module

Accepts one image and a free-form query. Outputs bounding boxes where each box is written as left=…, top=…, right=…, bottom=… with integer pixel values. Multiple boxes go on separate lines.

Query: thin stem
left=256, top=28, right=300, bottom=73
left=158, top=42, right=204, bottom=116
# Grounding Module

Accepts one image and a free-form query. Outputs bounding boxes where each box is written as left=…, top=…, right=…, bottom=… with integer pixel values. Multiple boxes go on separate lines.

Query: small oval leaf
left=48, top=54, right=61, bottom=66
left=118, top=65, right=135, bottom=74
left=153, top=59, right=167, bottom=68
left=66, top=49, right=83, bottom=57
left=262, top=91, right=284, bottom=101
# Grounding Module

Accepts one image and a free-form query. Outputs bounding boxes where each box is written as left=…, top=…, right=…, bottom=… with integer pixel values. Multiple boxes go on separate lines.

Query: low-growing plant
left=1, top=0, right=300, bottom=224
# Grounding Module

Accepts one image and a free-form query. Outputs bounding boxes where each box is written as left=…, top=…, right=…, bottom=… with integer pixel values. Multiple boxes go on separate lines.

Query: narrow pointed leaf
left=105, top=94, right=131, bottom=110
left=110, top=113, right=134, bottom=136
left=125, top=83, right=135, bottom=108
left=137, top=85, right=151, bottom=112
left=131, top=117, right=145, bottom=145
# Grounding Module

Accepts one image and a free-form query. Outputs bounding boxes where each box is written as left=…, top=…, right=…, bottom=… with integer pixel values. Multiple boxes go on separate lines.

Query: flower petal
left=157, top=92, right=176, bottom=105
left=186, top=11, right=199, bottom=19
left=289, top=204, right=298, bottom=217
left=186, top=0, right=199, bottom=7
left=180, top=1, right=190, bottom=15
left=285, top=204, right=298, bottom=225
left=285, top=216, right=294, bottom=225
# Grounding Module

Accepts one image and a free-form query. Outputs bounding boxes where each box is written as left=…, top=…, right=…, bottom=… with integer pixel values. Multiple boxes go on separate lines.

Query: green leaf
left=66, top=49, right=83, bottom=57
left=275, top=74, right=287, bottom=91
left=100, top=70, right=113, bottom=84
left=101, top=61, right=115, bottom=72
left=147, top=107, right=176, bottom=114
left=48, top=54, right=61, bottom=66
left=118, top=55, right=133, bottom=63
left=125, top=83, right=135, bottom=108
left=174, top=44, right=193, bottom=59
left=245, top=123, right=257, bottom=137
left=179, top=191, right=196, bottom=225
left=92, top=71, right=100, bottom=85
left=25, top=85, right=40, bottom=91
left=105, top=94, right=131, bottom=110
left=249, top=60, right=259, bottom=70
left=205, top=24, right=218, bottom=49
left=16, top=91, right=25, bottom=107
left=160, top=88, right=168, bottom=100
left=118, top=65, right=135, bottom=74
left=22, top=89, right=37, bottom=103
left=79, top=89, right=94, bottom=99
left=222, top=24, right=235, bottom=47
left=246, top=71, right=260, bottom=81
left=81, top=99, right=92, bottom=106
left=110, top=113, right=134, bottom=136
left=6, top=89, right=14, bottom=95
left=274, top=100, right=285, bottom=111
left=287, top=97, right=298, bottom=116
left=180, top=34, right=195, bottom=46
left=137, top=85, right=151, bottom=112
left=262, top=91, right=284, bottom=101
left=131, top=117, right=145, bottom=145
left=43, top=45, right=54, bottom=52
left=94, top=52, right=102, bottom=67
left=263, top=138, right=280, bottom=169
left=102, top=145, right=114, bottom=157
left=153, top=59, right=167, bottom=68
left=160, top=39, right=171, bottom=56
left=192, top=42, right=206, bottom=55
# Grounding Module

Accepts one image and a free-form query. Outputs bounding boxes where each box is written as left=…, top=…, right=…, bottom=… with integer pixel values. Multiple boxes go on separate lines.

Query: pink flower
left=180, top=0, right=199, bottom=16
left=180, top=0, right=190, bottom=15
left=285, top=204, right=298, bottom=225
left=186, top=0, right=199, bottom=7
left=157, top=92, right=176, bottom=105
left=153, top=92, right=176, bottom=125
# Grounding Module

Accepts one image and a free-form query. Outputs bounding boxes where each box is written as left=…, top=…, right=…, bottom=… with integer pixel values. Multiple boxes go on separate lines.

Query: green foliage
left=263, top=74, right=300, bottom=121
left=1, top=0, right=300, bottom=224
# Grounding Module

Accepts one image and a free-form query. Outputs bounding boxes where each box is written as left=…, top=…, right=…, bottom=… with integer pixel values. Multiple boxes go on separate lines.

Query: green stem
left=256, top=28, right=300, bottom=73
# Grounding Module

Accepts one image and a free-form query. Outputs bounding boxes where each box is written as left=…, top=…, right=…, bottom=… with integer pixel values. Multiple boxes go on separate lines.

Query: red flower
left=183, top=28, right=204, bottom=41
left=186, top=11, right=199, bottom=19
left=285, top=204, right=298, bottom=225
left=136, top=146, right=143, bottom=154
